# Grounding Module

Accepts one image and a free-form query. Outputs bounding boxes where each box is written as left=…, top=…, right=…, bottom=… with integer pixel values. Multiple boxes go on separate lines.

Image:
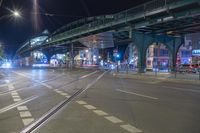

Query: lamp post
left=13, top=10, right=21, bottom=17
left=0, top=6, right=21, bottom=20
left=0, top=8, right=21, bottom=62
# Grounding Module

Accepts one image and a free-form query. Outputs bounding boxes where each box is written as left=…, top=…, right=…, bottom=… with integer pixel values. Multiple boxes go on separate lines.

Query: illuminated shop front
left=79, top=48, right=100, bottom=65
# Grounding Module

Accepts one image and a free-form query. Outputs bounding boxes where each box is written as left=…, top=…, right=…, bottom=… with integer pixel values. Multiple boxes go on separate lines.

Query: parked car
left=178, top=64, right=200, bottom=73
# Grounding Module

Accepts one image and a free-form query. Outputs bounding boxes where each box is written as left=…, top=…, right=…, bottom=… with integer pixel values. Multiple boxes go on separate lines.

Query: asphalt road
left=0, top=68, right=200, bottom=133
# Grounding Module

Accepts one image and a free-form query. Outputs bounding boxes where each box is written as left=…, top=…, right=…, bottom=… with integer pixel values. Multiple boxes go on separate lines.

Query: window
left=154, top=48, right=158, bottom=56
left=160, top=49, right=168, bottom=57
left=181, top=50, right=191, bottom=57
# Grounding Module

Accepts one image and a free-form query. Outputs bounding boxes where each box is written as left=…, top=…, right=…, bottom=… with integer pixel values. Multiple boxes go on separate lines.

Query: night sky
left=0, top=0, right=150, bottom=58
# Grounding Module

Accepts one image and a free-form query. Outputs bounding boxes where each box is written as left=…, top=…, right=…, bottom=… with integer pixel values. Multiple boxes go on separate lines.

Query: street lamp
left=13, top=10, right=21, bottom=17
left=0, top=9, right=21, bottom=20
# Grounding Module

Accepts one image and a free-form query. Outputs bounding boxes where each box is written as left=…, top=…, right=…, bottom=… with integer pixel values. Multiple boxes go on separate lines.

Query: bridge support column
left=133, top=32, right=152, bottom=73
left=168, top=37, right=184, bottom=72
left=43, top=49, right=54, bottom=65
left=46, top=55, right=51, bottom=64
left=70, top=43, right=74, bottom=68
left=132, top=31, right=184, bottom=73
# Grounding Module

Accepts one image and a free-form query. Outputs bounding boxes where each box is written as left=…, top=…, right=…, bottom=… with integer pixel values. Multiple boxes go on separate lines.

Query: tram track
left=20, top=70, right=107, bottom=133
left=0, top=70, right=99, bottom=96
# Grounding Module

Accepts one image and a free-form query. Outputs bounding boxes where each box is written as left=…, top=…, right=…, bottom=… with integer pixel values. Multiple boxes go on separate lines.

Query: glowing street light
left=12, top=10, right=21, bottom=17
left=0, top=8, right=21, bottom=20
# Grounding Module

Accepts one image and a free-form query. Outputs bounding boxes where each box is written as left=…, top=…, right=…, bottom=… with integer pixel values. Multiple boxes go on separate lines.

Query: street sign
left=192, top=49, right=200, bottom=56
left=113, top=49, right=118, bottom=57
left=113, top=49, right=118, bottom=53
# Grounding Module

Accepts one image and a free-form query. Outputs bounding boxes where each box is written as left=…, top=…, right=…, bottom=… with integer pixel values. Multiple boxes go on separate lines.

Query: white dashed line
left=116, top=89, right=158, bottom=100
left=22, top=118, right=34, bottom=126
left=0, top=84, right=8, bottom=88
left=40, top=83, right=53, bottom=89
left=120, top=124, right=142, bottom=133
left=162, top=86, right=200, bottom=93
left=77, top=101, right=143, bottom=133
left=8, top=84, right=15, bottom=90
left=12, top=71, right=53, bottom=89
left=12, top=95, right=20, bottom=98
left=13, top=98, right=21, bottom=102
left=0, top=96, right=38, bottom=114
left=104, top=116, right=123, bottom=124
left=60, top=92, right=69, bottom=96
left=19, top=111, right=32, bottom=118
left=7, top=83, right=35, bottom=126
left=56, top=90, right=63, bottom=93
left=65, top=96, right=71, bottom=98
left=76, top=100, right=87, bottom=105
left=11, top=92, right=18, bottom=96
left=93, top=110, right=108, bottom=116
left=17, top=106, right=28, bottom=111
left=84, top=105, right=97, bottom=110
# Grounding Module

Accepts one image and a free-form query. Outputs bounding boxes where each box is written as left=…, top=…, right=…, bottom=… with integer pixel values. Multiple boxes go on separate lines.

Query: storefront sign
left=192, top=49, right=200, bottom=56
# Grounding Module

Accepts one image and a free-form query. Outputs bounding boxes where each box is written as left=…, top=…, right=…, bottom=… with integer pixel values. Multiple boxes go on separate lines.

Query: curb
left=113, top=73, right=200, bottom=85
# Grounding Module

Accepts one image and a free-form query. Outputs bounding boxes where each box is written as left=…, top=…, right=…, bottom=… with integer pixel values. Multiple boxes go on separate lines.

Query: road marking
left=76, top=100, right=87, bottom=105
left=40, top=83, right=53, bottom=89
left=12, top=95, right=20, bottom=98
left=22, top=118, right=34, bottom=126
left=104, top=116, right=123, bottom=123
left=80, top=71, right=98, bottom=79
left=120, top=124, right=142, bottom=133
left=55, top=90, right=70, bottom=96
left=17, top=106, right=28, bottom=111
left=84, top=105, right=96, bottom=110
left=77, top=101, right=144, bottom=133
left=11, top=92, right=18, bottom=96
left=0, top=96, right=38, bottom=114
left=41, top=74, right=65, bottom=83
left=8, top=84, right=15, bottom=90
left=0, top=84, right=8, bottom=88
left=60, top=92, right=69, bottom=96
left=56, top=90, right=63, bottom=93
left=19, top=111, right=32, bottom=118
left=116, top=89, right=158, bottom=100
left=93, top=110, right=108, bottom=116
left=162, top=86, right=200, bottom=93
left=13, top=98, right=21, bottom=102
left=11, top=71, right=53, bottom=89
left=11, top=90, right=17, bottom=92
left=6, top=82, right=36, bottom=127
left=65, top=96, right=71, bottom=98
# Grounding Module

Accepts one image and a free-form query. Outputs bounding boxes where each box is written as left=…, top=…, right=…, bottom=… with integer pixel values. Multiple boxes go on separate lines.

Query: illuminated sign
left=192, top=49, right=200, bottom=56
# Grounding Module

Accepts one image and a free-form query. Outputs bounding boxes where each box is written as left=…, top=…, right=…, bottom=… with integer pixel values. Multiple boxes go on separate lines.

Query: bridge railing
left=45, top=0, right=197, bottom=45
left=17, top=0, right=199, bottom=54
left=114, top=0, right=182, bottom=21
left=52, top=16, right=111, bottom=35
left=51, top=0, right=187, bottom=42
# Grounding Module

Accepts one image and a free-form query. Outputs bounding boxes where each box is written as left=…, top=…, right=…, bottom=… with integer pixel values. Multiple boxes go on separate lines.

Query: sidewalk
left=112, top=71, right=200, bottom=84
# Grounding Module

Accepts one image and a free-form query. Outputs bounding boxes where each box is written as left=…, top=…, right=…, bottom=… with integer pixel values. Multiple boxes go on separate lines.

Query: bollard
left=126, top=64, right=128, bottom=74
left=174, top=67, right=177, bottom=79
left=199, top=69, right=200, bottom=80
left=155, top=68, right=157, bottom=77
left=175, top=67, right=177, bottom=79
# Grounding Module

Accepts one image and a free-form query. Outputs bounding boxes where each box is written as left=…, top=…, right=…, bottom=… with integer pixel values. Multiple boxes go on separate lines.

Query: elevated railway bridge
left=16, top=0, right=200, bottom=72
